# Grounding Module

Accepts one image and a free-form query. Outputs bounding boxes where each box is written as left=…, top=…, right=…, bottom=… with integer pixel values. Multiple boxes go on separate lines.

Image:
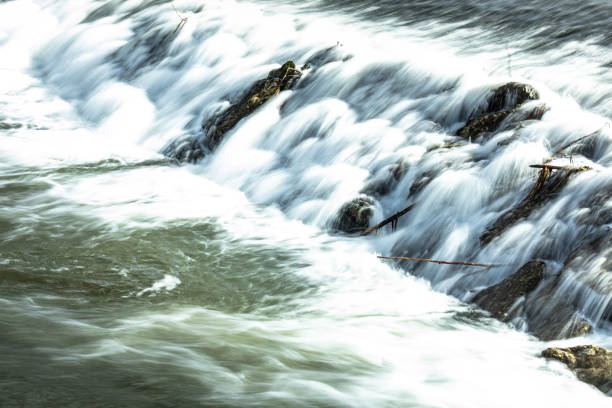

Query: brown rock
left=542, top=345, right=612, bottom=394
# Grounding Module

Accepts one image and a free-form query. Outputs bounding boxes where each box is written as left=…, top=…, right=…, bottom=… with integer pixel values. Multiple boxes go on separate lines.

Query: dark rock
left=486, top=82, right=540, bottom=113
left=457, top=103, right=547, bottom=140
left=409, top=170, right=438, bottom=197
left=203, top=61, right=302, bottom=151
left=163, top=61, right=303, bottom=163
left=110, top=17, right=180, bottom=80
left=480, top=167, right=587, bottom=245
left=560, top=232, right=612, bottom=322
left=457, top=109, right=513, bottom=139
left=473, top=261, right=545, bottom=320
left=160, top=136, right=205, bottom=164
left=457, top=82, right=542, bottom=140
left=81, top=1, right=120, bottom=23
left=0, top=122, right=22, bottom=130
left=542, top=345, right=612, bottom=395
left=529, top=307, right=593, bottom=341
left=575, top=185, right=612, bottom=226
left=360, top=161, right=409, bottom=198
left=332, top=196, right=375, bottom=234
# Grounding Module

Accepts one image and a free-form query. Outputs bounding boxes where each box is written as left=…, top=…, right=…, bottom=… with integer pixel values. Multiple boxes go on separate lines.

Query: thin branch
left=551, top=123, right=609, bottom=158
left=172, top=2, right=188, bottom=33
left=361, top=203, right=415, bottom=236
left=529, top=164, right=591, bottom=171
left=377, top=256, right=507, bottom=268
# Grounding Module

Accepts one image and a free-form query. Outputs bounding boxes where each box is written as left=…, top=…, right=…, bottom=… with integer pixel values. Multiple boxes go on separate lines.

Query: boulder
left=457, top=103, right=547, bottom=140
left=542, top=345, right=612, bottom=395
left=473, top=261, right=545, bottom=320
left=486, top=82, right=540, bottom=113
left=163, top=61, right=303, bottom=163
left=457, top=82, right=542, bottom=140
left=332, top=196, right=375, bottom=234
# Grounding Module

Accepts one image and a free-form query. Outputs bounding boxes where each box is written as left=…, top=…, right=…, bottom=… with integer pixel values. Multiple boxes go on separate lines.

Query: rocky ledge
left=542, top=345, right=612, bottom=395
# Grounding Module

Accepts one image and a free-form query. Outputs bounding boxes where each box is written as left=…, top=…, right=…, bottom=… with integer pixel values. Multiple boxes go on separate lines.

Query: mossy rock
left=457, top=103, right=547, bottom=140
left=332, top=197, right=375, bottom=234
left=203, top=61, right=303, bottom=151
left=457, top=82, right=542, bottom=140
left=542, top=345, right=612, bottom=395
left=163, top=61, right=303, bottom=163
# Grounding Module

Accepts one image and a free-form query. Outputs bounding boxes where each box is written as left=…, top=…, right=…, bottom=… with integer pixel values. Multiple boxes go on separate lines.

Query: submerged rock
left=163, top=61, right=303, bottom=163
left=0, top=122, right=22, bottom=130
left=473, top=261, right=545, bottom=320
left=457, top=82, right=542, bottom=140
left=332, top=196, right=375, bottom=234
left=480, top=167, right=587, bottom=245
left=457, top=103, right=547, bottom=140
left=542, top=345, right=612, bottom=395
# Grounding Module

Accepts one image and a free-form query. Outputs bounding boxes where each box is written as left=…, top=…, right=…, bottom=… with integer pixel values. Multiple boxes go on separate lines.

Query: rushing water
left=1, top=0, right=611, bottom=406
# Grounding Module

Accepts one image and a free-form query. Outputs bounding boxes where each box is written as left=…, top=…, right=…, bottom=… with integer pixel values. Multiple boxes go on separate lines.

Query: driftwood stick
left=377, top=256, right=506, bottom=268
left=529, top=164, right=590, bottom=171
left=361, top=203, right=415, bottom=236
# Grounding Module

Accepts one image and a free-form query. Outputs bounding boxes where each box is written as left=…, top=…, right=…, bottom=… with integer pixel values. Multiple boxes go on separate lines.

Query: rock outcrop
left=457, top=82, right=543, bottom=140
left=332, top=196, right=375, bottom=234
left=472, top=261, right=593, bottom=340
left=542, top=345, right=612, bottom=395
left=163, top=61, right=304, bottom=163
left=473, top=261, right=545, bottom=320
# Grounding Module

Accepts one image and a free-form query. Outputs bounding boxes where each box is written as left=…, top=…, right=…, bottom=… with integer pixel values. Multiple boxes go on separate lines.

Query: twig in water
left=377, top=256, right=507, bottom=268
left=361, top=203, right=416, bottom=236
left=172, top=3, right=188, bottom=33
left=551, top=122, right=609, bottom=158
left=529, top=164, right=591, bottom=171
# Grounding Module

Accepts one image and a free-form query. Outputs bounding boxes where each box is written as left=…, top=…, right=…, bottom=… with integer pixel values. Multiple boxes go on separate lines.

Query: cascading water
left=1, top=0, right=611, bottom=406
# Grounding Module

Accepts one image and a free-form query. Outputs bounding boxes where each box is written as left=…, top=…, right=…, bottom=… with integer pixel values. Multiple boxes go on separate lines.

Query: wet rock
left=111, top=17, right=180, bottom=80
left=163, top=61, right=303, bottom=163
left=480, top=167, right=587, bottom=245
left=473, top=261, right=545, bottom=320
left=457, top=109, right=513, bottom=139
left=457, top=103, right=547, bottom=140
left=203, top=61, right=303, bottom=151
left=542, top=345, right=612, bottom=395
left=457, top=82, right=542, bottom=140
left=575, top=185, right=612, bottom=226
left=81, top=0, right=120, bottom=23
left=559, top=232, right=612, bottom=322
left=486, top=82, right=540, bottom=113
left=332, top=196, right=375, bottom=234
left=360, top=161, right=409, bottom=198
left=529, top=307, right=593, bottom=341
left=160, top=136, right=205, bottom=164
left=0, top=122, right=22, bottom=130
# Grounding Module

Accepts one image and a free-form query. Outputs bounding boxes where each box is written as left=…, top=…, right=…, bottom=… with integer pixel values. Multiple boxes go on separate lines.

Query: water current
left=1, top=0, right=611, bottom=406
